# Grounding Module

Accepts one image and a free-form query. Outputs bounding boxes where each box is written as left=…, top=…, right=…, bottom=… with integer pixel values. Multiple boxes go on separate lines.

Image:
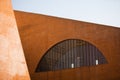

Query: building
left=0, top=0, right=120, bottom=80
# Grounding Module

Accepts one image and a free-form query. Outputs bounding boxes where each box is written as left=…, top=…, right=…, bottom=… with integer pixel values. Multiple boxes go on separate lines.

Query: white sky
left=12, top=0, right=120, bottom=28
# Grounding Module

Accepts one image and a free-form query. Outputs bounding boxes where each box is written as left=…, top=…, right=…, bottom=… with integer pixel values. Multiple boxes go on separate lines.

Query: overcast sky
left=12, top=0, right=120, bottom=28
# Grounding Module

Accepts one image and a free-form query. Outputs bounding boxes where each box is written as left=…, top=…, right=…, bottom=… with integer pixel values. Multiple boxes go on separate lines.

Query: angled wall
left=0, top=0, right=30, bottom=80
left=14, top=10, right=120, bottom=80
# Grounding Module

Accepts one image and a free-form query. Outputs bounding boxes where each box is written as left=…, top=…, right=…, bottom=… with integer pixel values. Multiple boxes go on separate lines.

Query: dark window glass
left=36, top=39, right=108, bottom=72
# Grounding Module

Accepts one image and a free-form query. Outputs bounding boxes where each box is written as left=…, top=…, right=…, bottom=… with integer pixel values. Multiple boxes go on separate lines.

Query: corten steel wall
left=0, top=0, right=30, bottom=80
left=14, top=11, right=120, bottom=80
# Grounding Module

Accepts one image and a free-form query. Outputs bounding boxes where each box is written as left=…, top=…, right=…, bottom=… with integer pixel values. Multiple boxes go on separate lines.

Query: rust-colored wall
left=0, top=1, right=30, bottom=80
left=14, top=10, right=120, bottom=80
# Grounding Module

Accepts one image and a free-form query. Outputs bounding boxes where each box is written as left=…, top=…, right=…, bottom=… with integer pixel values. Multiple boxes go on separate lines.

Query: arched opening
left=36, top=39, right=108, bottom=72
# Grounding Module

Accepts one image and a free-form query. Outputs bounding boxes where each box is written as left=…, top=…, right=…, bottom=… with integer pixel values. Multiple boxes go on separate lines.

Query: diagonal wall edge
left=0, top=0, right=30, bottom=80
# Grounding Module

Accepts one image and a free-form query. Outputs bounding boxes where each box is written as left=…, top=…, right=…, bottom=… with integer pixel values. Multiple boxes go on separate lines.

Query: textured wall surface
left=0, top=0, right=30, bottom=80
left=14, top=10, right=120, bottom=80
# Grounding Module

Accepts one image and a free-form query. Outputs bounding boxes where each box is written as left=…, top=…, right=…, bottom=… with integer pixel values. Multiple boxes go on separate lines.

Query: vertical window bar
left=82, top=40, right=84, bottom=66
left=59, top=45, right=61, bottom=70
left=91, top=43, right=94, bottom=65
left=77, top=40, right=79, bottom=67
left=87, top=42, right=90, bottom=66
left=71, top=39, right=73, bottom=68
left=92, top=46, right=95, bottom=65
left=83, top=40, right=86, bottom=66
left=86, top=42, right=88, bottom=66
left=74, top=40, right=76, bottom=68
left=66, top=41, right=68, bottom=69
left=52, top=48, right=53, bottom=71
left=61, top=43, right=63, bottom=69
left=58, top=45, right=60, bottom=70
left=84, top=40, right=86, bottom=66
left=57, top=45, right=59, bottom=70
left=63, top=42, right=65, bottom=68
left=68, top=40, right=70, bottom=68
left=50, top=50, right=52, bottom=70
left=89, top=42, right=92, bottom=66
left=83, top=41, right=87, bottom=66
left=59, top=44, right=61, bottom=70
left=60, top=43, right=62, bottom=70
left=79, top=40, right=82, bottom=67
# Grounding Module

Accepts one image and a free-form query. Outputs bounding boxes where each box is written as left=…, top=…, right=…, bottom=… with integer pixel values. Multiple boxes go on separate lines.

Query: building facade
left=0, top=0, right=120, bottom=80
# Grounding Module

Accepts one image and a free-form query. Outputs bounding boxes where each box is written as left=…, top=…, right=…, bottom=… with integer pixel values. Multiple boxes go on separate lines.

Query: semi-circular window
left=36, top=39, right=108, bottom=72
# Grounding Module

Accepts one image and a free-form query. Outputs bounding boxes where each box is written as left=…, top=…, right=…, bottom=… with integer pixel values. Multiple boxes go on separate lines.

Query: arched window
left=36, top=39, right=108, bottom=72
